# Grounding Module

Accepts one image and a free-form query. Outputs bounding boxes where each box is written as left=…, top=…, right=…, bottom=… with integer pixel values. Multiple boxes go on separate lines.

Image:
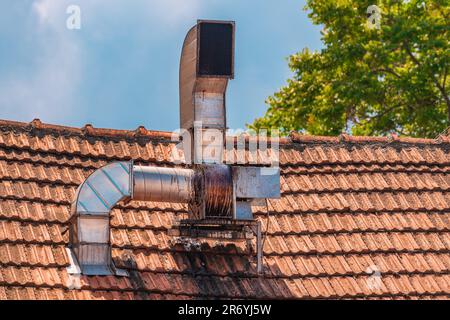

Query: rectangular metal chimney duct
left=179, top=20, right=235, bottom=164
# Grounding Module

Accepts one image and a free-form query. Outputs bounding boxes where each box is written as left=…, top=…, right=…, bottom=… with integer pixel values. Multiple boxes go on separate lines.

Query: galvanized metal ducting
left=70, top=162, right=236, bottom=274
left=179, top=20, right=235, bottom=164
left=69, top=20, right=281, bottom=277
left=133, top=166, right=194, bottom=203
left=70, top=161, right=133, bottom=276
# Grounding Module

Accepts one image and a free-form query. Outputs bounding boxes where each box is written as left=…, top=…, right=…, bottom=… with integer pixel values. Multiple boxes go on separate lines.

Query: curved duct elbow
left=69, top=161, right=133, bottom=276
left=70, top=162, right=196, bottom=275
left=71, top=162, right=133, bottom=216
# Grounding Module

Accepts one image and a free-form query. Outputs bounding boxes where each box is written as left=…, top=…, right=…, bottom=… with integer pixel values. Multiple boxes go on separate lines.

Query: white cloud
left=32, top=0, right=66, bottom=27
left=32, top=0, right=49, bottom=23
left=0, top=0, right=81, bottom=123
left=0, top=38, right=82, bottom=122
left=33, top=0, right=203, bottom=27
left=0, top=0, right=203, bottom=124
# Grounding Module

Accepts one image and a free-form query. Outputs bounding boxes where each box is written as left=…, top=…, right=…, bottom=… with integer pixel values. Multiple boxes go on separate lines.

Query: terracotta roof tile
left=0, top=119, right=449, bottom=299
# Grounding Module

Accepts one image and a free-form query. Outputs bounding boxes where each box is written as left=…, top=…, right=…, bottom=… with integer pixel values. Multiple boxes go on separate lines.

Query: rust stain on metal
left=202, top=164, right=233, bottom=218
left=190, top=164, right=233, bottom=219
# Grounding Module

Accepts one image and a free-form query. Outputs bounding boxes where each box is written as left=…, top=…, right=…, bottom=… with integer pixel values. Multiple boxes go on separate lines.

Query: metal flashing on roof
left=66, top=248, right=128, bottom=277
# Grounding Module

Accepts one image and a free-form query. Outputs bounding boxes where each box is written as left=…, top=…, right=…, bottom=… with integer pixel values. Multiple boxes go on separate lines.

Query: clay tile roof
left=0, top=118, right=449, bottom=300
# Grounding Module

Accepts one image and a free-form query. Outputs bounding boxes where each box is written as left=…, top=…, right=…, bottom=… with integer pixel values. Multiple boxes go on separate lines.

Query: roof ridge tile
left=289, top=131, right=445, bottom=145
left=0, top=119, right=174, bottom=141
left=1, top=119, right=449, bottom=146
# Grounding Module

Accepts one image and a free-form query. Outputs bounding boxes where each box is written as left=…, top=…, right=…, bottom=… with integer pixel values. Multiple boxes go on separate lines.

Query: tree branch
left=372, top=67, right=401, bottom=79
left=442, top=67, right=447, bottom=93
left=404, top=42, right=450, bottom=123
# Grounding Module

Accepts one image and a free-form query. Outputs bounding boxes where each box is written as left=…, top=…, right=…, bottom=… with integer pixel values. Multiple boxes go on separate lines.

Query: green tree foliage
left=250, top=0, right=449, bottom=137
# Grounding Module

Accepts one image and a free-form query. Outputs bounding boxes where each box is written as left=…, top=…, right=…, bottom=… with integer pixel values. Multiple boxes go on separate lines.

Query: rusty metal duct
left=191, top=164, right=233, bottom=219
left=69, top=161, right=235, bottom=274
left=179, top=20, right=235, bottom=164
left=69, top=20, right=280, bottom=276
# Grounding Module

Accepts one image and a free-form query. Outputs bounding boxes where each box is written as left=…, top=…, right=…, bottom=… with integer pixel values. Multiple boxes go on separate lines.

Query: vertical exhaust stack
left=179, top=20, right=235, bottom=164
left=70, top=20, right=280, bottom=276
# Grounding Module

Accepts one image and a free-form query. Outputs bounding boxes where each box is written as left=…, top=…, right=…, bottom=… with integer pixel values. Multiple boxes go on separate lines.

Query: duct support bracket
left=171, top=218, right=265, bottom=275
left=250, top=220, right=264, bottom=275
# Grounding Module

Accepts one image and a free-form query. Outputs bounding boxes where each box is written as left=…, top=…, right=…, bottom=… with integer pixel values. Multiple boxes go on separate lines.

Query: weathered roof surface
left=0, top=118, right=449, bottom=300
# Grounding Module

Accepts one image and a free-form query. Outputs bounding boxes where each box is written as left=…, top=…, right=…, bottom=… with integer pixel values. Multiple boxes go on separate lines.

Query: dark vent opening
left=198, top=22, right=234, bottom=77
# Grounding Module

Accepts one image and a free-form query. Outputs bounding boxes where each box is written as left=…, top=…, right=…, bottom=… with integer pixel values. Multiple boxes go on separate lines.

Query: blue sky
left=0, top=0, right=322, bottom=132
